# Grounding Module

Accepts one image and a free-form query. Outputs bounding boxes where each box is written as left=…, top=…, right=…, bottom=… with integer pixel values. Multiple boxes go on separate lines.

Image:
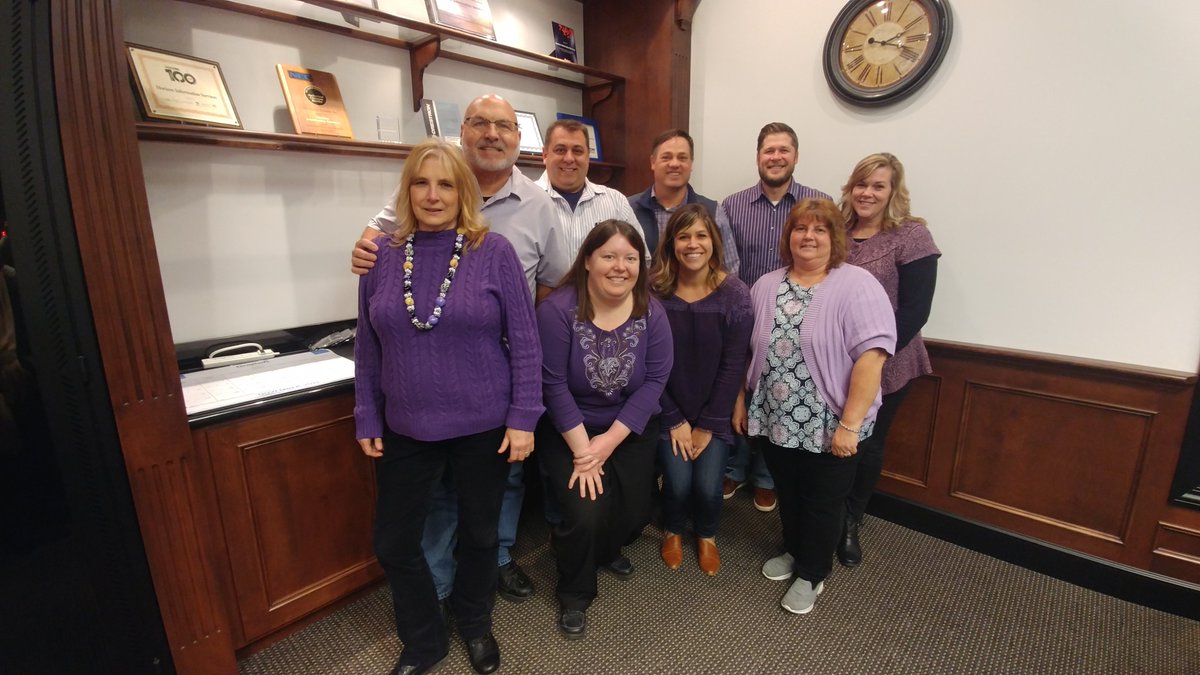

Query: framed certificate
left=514, top=111, right=542, bottom=154
left=126, top=44, right=241, bottom=128
left=425, top=0, right=496, bottom=40
left=555, top=113, right=602, bottom=161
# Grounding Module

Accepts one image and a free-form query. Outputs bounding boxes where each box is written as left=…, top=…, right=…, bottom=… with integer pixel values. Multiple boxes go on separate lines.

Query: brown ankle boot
left=697, top=537, right=721, bottom=576
left=661, top=533, right=683, bottom=570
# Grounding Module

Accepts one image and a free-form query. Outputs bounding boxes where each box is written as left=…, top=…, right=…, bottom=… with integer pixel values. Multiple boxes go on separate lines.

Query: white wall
left=690, top=0, right=1200, bottom=373
left=122, top=0, right=583, bottom=342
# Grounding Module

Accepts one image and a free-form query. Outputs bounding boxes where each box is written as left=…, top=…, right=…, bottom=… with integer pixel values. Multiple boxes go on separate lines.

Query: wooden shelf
left=178, top=0, right=623, bottom=110
left=134, top=122, right=624, bottom=174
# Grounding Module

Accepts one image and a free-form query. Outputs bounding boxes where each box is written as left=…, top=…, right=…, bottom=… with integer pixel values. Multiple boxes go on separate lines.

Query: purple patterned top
left=537, top=286, right=673, bottom=434
left=848, top=221, right=940, bottom=394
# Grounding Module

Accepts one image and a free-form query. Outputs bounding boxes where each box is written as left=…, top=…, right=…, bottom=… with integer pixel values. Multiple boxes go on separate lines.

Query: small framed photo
left=125, top=44, right=241, bottom=128
left=555, top=113, right=601, bottom=161
left=514, top=111, right=543, bottom=154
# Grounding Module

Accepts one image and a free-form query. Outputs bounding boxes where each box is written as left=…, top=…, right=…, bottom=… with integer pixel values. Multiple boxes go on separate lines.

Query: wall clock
left=823, top=0, right=953, bottom=107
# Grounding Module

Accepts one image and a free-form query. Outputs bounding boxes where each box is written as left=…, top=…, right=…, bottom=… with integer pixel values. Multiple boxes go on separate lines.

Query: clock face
left=824, top=0, right=952, bottom=106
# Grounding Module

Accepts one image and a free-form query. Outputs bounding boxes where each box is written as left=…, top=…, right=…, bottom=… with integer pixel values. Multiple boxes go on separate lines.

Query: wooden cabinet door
left=201, top=394, right=382, bottom=644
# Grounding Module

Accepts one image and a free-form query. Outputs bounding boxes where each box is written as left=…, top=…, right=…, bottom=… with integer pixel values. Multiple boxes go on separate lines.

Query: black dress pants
left=539, top=417, right=659, bottom=612
left=760, top=440, right=859, bottom=584
left=373, top=426, right=508, bottom=666
left=844, top=384, right=912, bottom=521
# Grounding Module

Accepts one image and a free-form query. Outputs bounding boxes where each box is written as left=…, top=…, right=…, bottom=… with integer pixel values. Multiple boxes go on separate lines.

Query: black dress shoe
left=497, top=561, right=535, bottom=602
left=465, top=632, right=500, bottom=674
left=837, top=514, right=863, bottom=568
left=389, top=654, right=446, bottom=675
left=602, top=554, right=634, bottom=579
left=558, top=609, right=586, bottom=640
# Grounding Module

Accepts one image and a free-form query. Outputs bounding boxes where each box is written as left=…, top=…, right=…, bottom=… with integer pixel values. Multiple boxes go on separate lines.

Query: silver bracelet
left=837, top=421, right=861, bottom=434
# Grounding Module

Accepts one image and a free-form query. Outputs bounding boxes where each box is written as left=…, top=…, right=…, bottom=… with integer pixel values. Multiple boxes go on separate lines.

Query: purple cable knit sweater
left=354, top=230, right=543, bottom=442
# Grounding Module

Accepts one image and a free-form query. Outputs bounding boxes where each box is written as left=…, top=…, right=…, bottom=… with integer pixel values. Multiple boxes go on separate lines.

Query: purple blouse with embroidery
left=537, top=286, right=673, bottom=434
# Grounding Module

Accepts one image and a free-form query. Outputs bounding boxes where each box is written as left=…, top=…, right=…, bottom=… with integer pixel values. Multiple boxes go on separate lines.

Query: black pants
left=539, top=417, right=659, bottom=612
left=844, top=384, right=912, bottom=521
left=373, top=426, right=508, bottom=666
left=760, top=440, right=859, bottom=584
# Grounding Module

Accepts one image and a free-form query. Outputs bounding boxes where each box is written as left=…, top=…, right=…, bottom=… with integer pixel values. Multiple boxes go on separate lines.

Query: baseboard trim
left=869, top=493, right=1200, bottom=621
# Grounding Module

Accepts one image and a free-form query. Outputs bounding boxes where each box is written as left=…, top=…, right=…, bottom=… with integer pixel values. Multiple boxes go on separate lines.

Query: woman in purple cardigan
left=355, top=140, right=542, bottom=675
left=536, top=220, right=672, bottom=640
left=735, top=197, right=895, bottom=616
left=838, top=153, right=941, bottom=569
left=650, top=204, right=752, bottom=576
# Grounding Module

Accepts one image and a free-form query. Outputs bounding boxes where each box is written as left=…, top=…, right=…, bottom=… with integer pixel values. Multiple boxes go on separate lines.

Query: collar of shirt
left=535, top=171, right=599, bottom=204
left=752, top=178, right=802, bottom=205
left=484, top=166, right=540, bottom=211
left=648, top=183, right=697, bottom=212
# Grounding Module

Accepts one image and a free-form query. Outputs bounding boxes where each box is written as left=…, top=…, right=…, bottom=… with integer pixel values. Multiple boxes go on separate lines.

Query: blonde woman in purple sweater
left=838, top=153, right=941, bottom=569
left=737, top=197, right=895, bottom=616
left=355, top=140, right=542, bottom=675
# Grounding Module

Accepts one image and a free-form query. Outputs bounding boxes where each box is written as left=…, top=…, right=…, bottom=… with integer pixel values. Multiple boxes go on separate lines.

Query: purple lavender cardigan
left=745, top=265, right=897, bottom=424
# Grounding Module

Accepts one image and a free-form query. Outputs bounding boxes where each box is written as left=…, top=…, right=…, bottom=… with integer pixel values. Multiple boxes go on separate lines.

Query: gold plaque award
left=126, top=44, right=241, bottom=128
left=275, top=64, right=354, bottom=139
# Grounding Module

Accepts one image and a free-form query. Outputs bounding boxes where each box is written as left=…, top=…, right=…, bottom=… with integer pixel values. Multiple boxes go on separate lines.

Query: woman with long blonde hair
left=836, top=153, right=941, bottom=569
left=355, top=139, right=542, bottom=675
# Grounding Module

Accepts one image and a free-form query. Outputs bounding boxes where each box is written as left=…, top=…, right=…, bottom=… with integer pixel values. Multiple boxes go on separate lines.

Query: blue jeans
left=724, top=434, right=775, bottom=489
left=422, top=462, right=526, bottom=600
left=658, top=436, right=731, bottom=538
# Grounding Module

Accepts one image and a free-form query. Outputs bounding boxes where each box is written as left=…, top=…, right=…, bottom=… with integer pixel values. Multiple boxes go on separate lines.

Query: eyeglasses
left=464, top=116, right=519, bottom=133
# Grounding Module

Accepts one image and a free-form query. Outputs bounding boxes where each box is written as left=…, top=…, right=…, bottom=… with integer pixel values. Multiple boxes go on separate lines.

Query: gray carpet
left=240, top=492, right=1200, bottom=674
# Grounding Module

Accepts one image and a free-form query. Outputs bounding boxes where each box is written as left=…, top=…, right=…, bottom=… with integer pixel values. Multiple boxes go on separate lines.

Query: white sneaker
left=761, top=553, right=795, bottom=581
left=780, top=578, right=825, bottom=614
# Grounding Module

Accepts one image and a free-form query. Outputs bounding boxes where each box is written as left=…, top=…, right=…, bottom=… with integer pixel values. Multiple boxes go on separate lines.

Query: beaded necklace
left=403, top=231, right=464, bottom=330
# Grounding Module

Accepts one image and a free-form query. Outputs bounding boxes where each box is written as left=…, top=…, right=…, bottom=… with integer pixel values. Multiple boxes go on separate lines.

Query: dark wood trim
left=870, top=494, right=1200, bottom=621
left=926, top=339, right=1196, bottom=388
left=585, top=0, right=690, bottom=192
left=52, top=1, right=237, bottom=672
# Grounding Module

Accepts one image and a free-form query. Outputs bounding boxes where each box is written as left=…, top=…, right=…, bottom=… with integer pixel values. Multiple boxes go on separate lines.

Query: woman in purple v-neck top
left=649, top=205, right=753, bottom=577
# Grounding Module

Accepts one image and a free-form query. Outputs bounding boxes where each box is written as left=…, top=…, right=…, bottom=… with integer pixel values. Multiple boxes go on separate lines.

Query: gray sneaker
left=761, top=553, right=795, bottom=581
left=780, top=578, right=825, bottom=614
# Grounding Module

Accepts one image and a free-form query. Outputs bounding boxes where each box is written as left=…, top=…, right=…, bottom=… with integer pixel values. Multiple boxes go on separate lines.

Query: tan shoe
left=698, top=537, right=721, bottom=576
left=753, top=487, right=778, bottom=512
left=661, top=533, right=683, bottom=570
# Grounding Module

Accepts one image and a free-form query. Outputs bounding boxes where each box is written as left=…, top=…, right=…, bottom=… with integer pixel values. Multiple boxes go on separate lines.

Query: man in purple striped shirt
left=721, top=122, right=831, bottom=512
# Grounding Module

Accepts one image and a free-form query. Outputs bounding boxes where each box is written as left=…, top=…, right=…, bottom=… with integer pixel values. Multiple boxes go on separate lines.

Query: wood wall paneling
left=951, top=382, right=1151, bottom=543
left=586, top=0, right=691, bottom=192
left=881, top=375, right=940, bottom=488
left=877, top=340, right=1197, bottom=579
left=52, top=0, right=237, bottom=671
left=1151, top=520, right=1200, bottom=584
left=204, top=395, right=382, bottom=644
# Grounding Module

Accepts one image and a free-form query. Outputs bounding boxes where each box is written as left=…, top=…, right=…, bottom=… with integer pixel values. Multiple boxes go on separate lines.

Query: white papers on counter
left=181, top=349, right=354, bottom=415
